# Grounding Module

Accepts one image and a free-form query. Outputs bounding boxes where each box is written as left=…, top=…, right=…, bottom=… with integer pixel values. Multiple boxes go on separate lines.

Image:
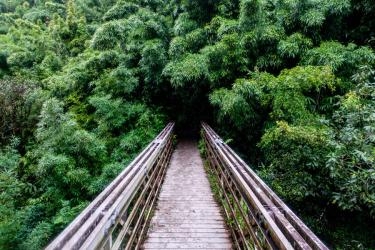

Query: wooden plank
left=143, top=140, right=232, bottom=249
left=146, top=238, right=231, bottom=243
left=147, top=232, right=230, bottom=238
left=153, top=207, right=222, bottom=212
left=155, top=203, right=221, bottom=208
left=150, top=220, right=225, bottom=224
left=158, top=198, right=216, bottom=201
left=149, top=224, right=227, bottom=229
left=147, top=228, right=229, bottom=233
left=142, top=249, right=230, bottom=250
left=143, top=242, right=232, bottom=249
left=151, top=214, right=223, bottom=219
left=153, top=211, right=222, bottom=215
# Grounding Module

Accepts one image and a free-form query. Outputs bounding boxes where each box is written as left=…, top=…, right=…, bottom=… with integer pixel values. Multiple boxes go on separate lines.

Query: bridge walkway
left=45, top=123, right=328, bottom=250
left=143, top=140, right=232, bottom=249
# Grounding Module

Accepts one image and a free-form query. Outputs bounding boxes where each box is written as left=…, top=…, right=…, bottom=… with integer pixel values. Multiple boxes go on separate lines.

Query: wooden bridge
left=46, top=123, right=329, bottom=250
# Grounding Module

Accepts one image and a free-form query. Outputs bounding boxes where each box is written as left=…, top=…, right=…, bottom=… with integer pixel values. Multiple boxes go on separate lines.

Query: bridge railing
left=46, top=123, right=174, bottom=250
left=202, top=123, right=328, bottom=250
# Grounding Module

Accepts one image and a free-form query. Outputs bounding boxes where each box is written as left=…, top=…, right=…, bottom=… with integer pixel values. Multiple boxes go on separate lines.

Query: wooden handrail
left=46, top=123, right=174, bottom=250
left=201, top=122, right=328, bottom=250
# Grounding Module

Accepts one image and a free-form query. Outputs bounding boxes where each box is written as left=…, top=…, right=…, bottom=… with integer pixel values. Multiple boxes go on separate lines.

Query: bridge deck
left=143, top=140, right=232, bottom=249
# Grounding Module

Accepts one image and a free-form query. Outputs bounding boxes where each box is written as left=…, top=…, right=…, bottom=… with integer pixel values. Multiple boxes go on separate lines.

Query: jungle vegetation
left=0, top=0, right=374, bottom=249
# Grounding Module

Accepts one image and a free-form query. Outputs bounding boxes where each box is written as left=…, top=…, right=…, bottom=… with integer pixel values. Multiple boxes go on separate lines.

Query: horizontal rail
left=201, top=122, right=328, bottom=250
left=46, top=123, right=175, bottom=250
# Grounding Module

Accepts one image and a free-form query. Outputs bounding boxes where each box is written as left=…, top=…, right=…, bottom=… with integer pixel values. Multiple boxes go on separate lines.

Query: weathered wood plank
left=151, top=215, right=224, bottom=220
left=143, top=140, right=232, bottom=249
left=149, top=224, right=227, bottom=229
left=147, top=228, right=229, bottom=233
left=147, top=232, right=230, bottom=238
left=150, top=220, right=226, bottom=224
left=143, top=242, right=232, bottom=249
left=146, top=238, right=231, bottom=243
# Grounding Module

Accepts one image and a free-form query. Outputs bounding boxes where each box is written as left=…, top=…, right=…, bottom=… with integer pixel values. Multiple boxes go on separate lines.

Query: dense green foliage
left=0, top=0, right=374, bottom=249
